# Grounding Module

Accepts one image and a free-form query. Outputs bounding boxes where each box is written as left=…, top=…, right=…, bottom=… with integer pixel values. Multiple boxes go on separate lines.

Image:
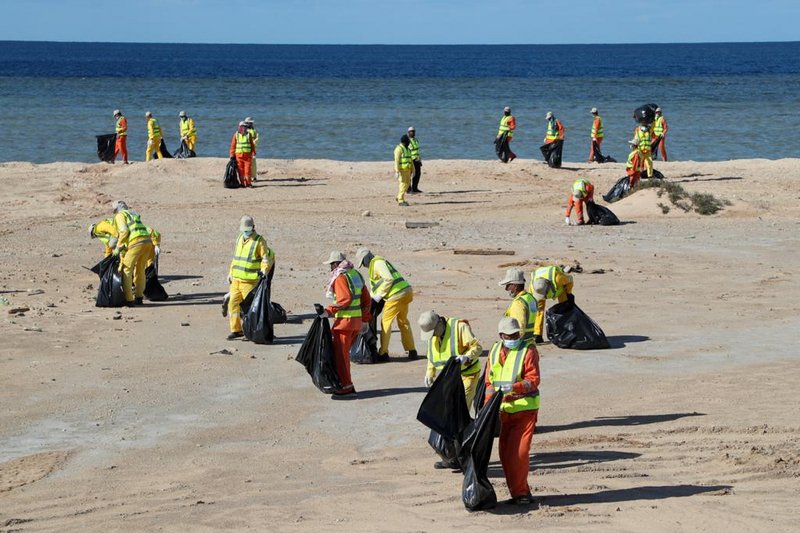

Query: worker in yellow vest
left=113, top=110, right=128, bottom=164
left=652, top=107, right=669, bottom=161
left=144, top=226, right=161, bottom=269
left=588, top=107, right=604, bottom=162
left=529, top=265, right=574, bottom=342
left=355, top=248, right=418, bottom=361
left=244, top=117, right=259, bottom=181
left=230, top=121, right=255, bottom=187
left=407, top=126, right=423, bottom=193
left=544, top=111, right=565, bottom=144
left=89, top=218, right=119, bottom=257
left=483, top=317, right=541, bottom=505
left=111, top=200, right=154, bottom=306
left=633, top=124, right=653, bottom=177
left=496, top=106, right=516, bottom=163
left=566, top=178, right=595, bottom=226
left=498, top=268, right=537, bottom=342
left=419, top=310, right=483, bottom=409
left=145, top=111, right=163, bottom=162
left=178, top=111, right=197, bottom=152
left=227, top=215, right=275, bottom=340
left=394, top=134, right=413, bottom=206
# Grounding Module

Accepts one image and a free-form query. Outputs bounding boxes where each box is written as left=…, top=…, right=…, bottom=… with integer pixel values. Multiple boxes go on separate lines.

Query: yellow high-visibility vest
left=488, top=341, right=540, bottom=413
left=333, top=269, right=364, bottom=319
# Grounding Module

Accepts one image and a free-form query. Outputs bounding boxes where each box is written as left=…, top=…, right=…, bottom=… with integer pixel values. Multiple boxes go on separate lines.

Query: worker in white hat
left=652, top=107, right=668, bottom=161
left=498, top=268, right=536, bottom=342
left=407, top=126, right=423, bottom=193
left=226, top=215, right=275, bottom=340
left=496, top=106, right=516, bottom=163
left=354, top=248, right=417, bottom=361
left=230, top=121, right=255, bottom=187
left=544, top=111, right=564, bottom=145
left=178, top=110, right=197, bottom=152
left=483, top=316, right=541, bottom=505
left=111, top=200, right=154, bottom=306
left=418, top=310, right=482, bottom=408
left=144, top=111, right=163, bottom=162
left=243, top=117, right=259, bottom=181
left=626, top=138, right=644, bottom=188
left=112, top=109, right=129, bottom=164
left=529, top=265, right=574, bottom=342
left=589, top=107, right=604, bottom=162
left=316, top=251, right=372, bottom=396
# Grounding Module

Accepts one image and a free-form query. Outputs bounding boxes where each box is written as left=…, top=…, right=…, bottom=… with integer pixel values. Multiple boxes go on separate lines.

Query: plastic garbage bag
left=94, top=255, right=125, bottom=307
left=96, top=134, right=116, bottom=162
left=472, top=364, right=487, bottom=414
left=494, top=131, right=510, bottom=162
left=633, top=103, right=658, bottom=125
left=428, top=429, right=462, bottom=469
left=269, top=301, right=288, bottom=324
left=349, top=327, right=378, bottom=364
left=156, top=138, right=173, bottom=159
left=295, top=315, right=341, bottom=393
left=240, top=276, right=274, bottom=344
left=546, top=294, right=610, bottom=350
left=173, top=140, right=196, bottom=159
left=540, top=140, right=563, bottom=168
left=603, top=176, right=631, bottom=203
left=416, top=358, right=472, bottom=440
left=586, top=201, right=620, bottom=226
left=223, top=158, right=240, bottom=189
left=592, top=140, right=616, bottom=163
left=643, top=168, right=665, bottom=180
left=143, top=261, right=168, bottom=301
left=461, top=390, right=503, bottom=511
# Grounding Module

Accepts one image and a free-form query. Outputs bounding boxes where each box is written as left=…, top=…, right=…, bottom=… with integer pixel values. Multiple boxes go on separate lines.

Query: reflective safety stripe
left=249, top=127, right=259, bottom=147
left=546, top=118, right=559, bottom=141
left=231, top=234, right=264, bottom=280
left=334, top=269, right=364, bottom=318
left=116, top=117, right=127, bottom=136
left=121, top=210, right=150, bottom=242
left=409, top=137, right=420, bottom=160
left=368, top=257, right=410, bottom=299
left=653, top=116, right=665, bottom=136
left=635, top=127, right=651, bottom=152
left=592, top=116, right=604, bottom=138
left=626, top=149, right=640, bottom=170
left=488, top=341, right=540, bottom=413
left=149, top=118, right=161, bottom=137
left=427, top=318, right=459, bottom=368
left=397, top=144, right=412, bottom=169
left=572, top=179, right=589, bottom=197
left=509, top=292, right=536, bottom=339
left=498, top=115, right=514, bottom=137
left=235, top=132, right=252, bottom=153
left=533, top=266, right=566, bottom=300
left=180, top=118, right=196, bottom=137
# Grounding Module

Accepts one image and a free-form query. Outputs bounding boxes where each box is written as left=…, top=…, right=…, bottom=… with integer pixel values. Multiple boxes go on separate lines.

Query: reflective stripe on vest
left=180, top=118, right=194, bottom=137
left=507, top=292, right=536, bottom=339
left=488, top=341, right=540, bottom=413
left=235, top=132, right=252, bottom=153
left=427, top=318, right=480, bottom=374
left=116, top=117, right=127, bottom=136
left=626, top=149, right=639, bottom=170
left=533, top=266, right=566, bottom=300
left=498, top=115, right=513, bottom=137
left=231, top=234, right=264, bottom=280
left=653, top=116, right=665, bottom=136
left=368, top=257, right=410, bottom=299
left=149, top=118, right=161, bottom=137
left=592, top=116, right=604, bottom=138
left=546, top=118, right=559, bottom=141
left=572, top=179, right=589, bottom=196
left=635, top=127, right=651, bottom=152
left=409, top=137, right=420, bottom=160
left=121, top=210, right=150, bottom=242
left=333, top=269, right=364, bottom=319
left=397, top=144, right=412, bottom=169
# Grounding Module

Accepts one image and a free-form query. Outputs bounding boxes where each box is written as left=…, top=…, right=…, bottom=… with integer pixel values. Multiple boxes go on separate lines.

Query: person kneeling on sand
left=565, top=178, right=594, bottom=226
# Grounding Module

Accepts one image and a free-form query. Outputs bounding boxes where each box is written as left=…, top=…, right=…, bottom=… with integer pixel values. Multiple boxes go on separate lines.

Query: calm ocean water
left=0, top=41, right=798, bottom=163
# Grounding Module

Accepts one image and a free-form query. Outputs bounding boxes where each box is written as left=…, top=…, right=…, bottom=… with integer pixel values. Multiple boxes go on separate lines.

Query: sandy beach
left=1, top=156, right=799, bottom=532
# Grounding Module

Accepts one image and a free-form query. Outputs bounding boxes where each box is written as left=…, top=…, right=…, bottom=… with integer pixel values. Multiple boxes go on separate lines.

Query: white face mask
left=502, top=338, right=523, bottom=350
left=242, top=229, right=254, bottom=238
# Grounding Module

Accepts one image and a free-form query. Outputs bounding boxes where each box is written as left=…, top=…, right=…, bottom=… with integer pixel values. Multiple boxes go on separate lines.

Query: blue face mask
left=242, top=229, right=254, bottom=238
left=503, top=338, right=523, bottom=350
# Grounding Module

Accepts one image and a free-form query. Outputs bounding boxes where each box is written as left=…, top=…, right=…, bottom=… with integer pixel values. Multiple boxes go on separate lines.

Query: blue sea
left=1, top=41, right=798, bottom=164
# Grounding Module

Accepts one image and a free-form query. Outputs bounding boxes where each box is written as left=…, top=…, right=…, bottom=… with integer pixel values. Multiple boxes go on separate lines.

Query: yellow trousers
left=462, top=373, right=479, bottom=411
left=228, top=278, right=259, bottom=333
left=186, top=135, right=196, bottom=151
left=396, top=168, right=412, bottom=203
left=121, top=241, right=154, bottom=301
left=146, top=136, right=163, bottom=161
left=379, top=290, right=416, bottom=354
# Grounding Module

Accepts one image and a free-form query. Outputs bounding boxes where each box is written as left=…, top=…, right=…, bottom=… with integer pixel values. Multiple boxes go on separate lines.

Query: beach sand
left=0, top=156, right=799, bottom=531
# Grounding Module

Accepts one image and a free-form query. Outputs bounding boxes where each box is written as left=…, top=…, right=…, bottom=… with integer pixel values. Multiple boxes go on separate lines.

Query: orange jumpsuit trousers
left=114, top=136, right=128, bottom=163
left=332, top=324, right=358, bottom=391
left=565, top=185, right=594, bottom=224
left=498, top=409, right=538, bottom=498
left=236, top=153, right=253, bottom=187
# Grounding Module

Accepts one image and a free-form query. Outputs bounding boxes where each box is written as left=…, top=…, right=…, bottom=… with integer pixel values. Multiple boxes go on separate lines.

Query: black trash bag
left=461, top=390, right=503, bottom=511
left=269, top=301, right=288, bottom=324
left=94, top=255, right=125, bottom=307
left=96, top=134, right=116, bottom=162
left=592, top=140, right=616, bottom=164
left=633, top=103, right=658, bottom=125
left=156, top=138, right=173, bottom=159
left=240, top=276, right=274, bottom=344
left=416, top=358, right=473, bottom=440
left=173, top=140, right=196, bottom=159
left=350, top=327, right=378, bottom=364
left=643, top=168, right=665, bottom=180
left=295, top=315, right=342, bottom=393
left=586, top=201, right=620, bottom=226
left=472, top=364, right=488, bottom=414
left=602, top=176, right=631, bottom=203
left=428, top=429, right=462, bottom=469
left=539, top=140, right=563, bottom=168
left=143, top=262, right=168, bottom=301
left=494, top=131, right=510, bottom=163
left=546, top=294, right=610, bottom=350
left=223, top=158, right=240, bottom=189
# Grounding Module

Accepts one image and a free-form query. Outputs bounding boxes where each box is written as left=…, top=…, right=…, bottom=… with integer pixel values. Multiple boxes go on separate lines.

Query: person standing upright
left=179, top=110, right=197, bottom=152
left=588, top=107, right=604, bottom=162
left=544, top=112, right=565, bottom=144
left=113, top=110, right=128, bottom=164
left=230, top=121, right=255, bottom=187
left=633, top=124, right=653, bottom=177
left=244, top=117, right=259, bottom=181
left=652, top=107, right=669, bottom=161
left=407, top=126, right=423, bottom=193
left=496, top=106, right=516, bottom=163
left=145, top=111, right=163, bottom=162
left=394, top=134, right=413, bottom=206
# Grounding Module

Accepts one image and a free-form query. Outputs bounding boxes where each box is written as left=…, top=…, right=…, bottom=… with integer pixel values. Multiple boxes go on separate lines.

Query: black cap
left=401, top=134, right=410, bottom=143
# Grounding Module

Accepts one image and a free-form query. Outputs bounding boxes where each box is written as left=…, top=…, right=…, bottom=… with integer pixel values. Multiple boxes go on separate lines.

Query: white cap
left=655, top=107, right=662, bottom=113
left=503, top=106, right=511, bottom=112
left=531, top=278, right=551, bottom=300
left=239, top=215, right=254, bottom=231
left=591, top=107, right=598, bottom=114
left=498, top=317, right=521, bottom=335
left=546, top=112, right=553, bottom=119
left=418, top=310, right=440, bottom=340
left=113, top=109, right=121, bottom=117
left=179, top=110, right=187, bottom=117
left=111, top=200, right=128, bottom=212
left=238, top=121, right=246, bottom=127
left=498, top=268, right=526, bottom=287
left=355, top=248, right=372, bottom=267
left=145, top=111, right=152, bottom=117
left=324, top=251, right=347, bottom=265
left=244, top=116, right=254, bottom=124
left=407, top=126, right=415, bottom=132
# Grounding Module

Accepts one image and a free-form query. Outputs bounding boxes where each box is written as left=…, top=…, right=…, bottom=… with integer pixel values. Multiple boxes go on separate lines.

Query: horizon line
left=1, top=39, right=799, bottom=46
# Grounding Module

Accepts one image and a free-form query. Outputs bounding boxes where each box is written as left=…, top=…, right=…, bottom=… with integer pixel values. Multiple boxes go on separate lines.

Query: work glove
left=565, top=217, right=571, bottom=226
left=499, top=384, right=513, bottom=393
left=533, top=335, right=544, bottom=344
left=257, top=270, right=265, bottom=279
left=147, top=140, right=153, bottom=147
left=424, top=374, right=435, bottom=388
left=154, top=245, right=160, bottom=256
left=112, top=247, right=121, bottom=257
left=456, top=355, right=471, bottom=366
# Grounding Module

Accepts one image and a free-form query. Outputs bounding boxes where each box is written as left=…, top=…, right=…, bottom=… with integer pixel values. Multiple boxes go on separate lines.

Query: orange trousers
left=589, top=137, right=602, bottom=162
left=332, top=327, right=357, bottom=391
left=652, top=136, right=668, bottom=161
left=114, top=136, right=128, bottom=163
left=236, top=153, right=253, bottom=186
left=627, top=170, right=641, bottom=188
left=498, top=409, right=538, bottom=498
left=566, top=194, right=592, bottom=223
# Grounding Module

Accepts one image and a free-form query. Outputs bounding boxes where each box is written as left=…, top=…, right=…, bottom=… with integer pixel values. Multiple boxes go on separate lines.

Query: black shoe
left=332, top=387, right=357, bottom=398
left=512, top=494, right=534, bottom=505
left=433, top=461, right=460, bottom=470
left=227, top=332, right=244, bottom=340
left=533, top=335, right=544, bottom=344
left=134, top=297, right=144, bottom=305
left=413, top=189, right=422, bottom=193
left=376, top=353, right=390, bottom=363
left=407, top=350, right=419, bottom=360
left=123, top=300, right=136, bottom=307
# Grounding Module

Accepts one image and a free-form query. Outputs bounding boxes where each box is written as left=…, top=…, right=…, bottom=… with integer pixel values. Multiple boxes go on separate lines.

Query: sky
left=0, top=0, right=798, bottom=44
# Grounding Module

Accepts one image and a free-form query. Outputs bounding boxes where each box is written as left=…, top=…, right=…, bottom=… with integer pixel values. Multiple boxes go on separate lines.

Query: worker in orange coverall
left=316, top=251, right=372, bottom=397
left=483, top=317, right=541, bottom=506
left=113, top=110, right=128, bottom=164
left=230, top=121, right=255, bottom=187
